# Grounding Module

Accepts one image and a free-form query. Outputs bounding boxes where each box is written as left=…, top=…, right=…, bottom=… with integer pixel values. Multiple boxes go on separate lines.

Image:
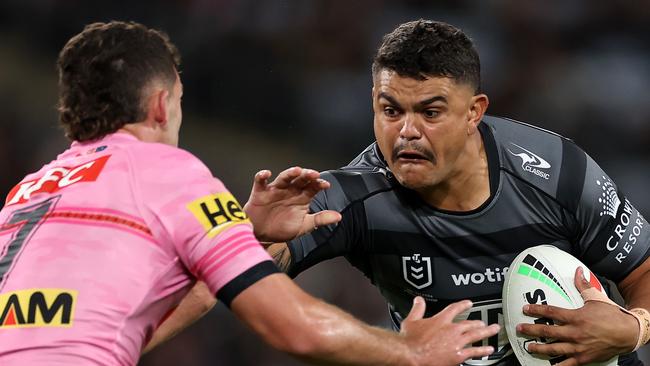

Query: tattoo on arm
left=268, top=243, right=292, bottom=273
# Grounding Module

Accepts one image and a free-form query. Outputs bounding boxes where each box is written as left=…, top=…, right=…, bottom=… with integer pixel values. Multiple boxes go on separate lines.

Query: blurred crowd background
left=1, top=0, right=650, bottom=365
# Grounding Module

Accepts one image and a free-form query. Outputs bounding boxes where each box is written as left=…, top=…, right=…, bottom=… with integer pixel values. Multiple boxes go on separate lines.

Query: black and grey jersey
left=287, top=115, right=650, bottom=366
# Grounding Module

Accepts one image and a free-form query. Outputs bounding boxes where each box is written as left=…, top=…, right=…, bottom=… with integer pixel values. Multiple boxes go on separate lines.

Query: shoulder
left=485, top=115, right=587, bottom=206
left=317, top=143, right=397, bottom=211
left=484, top=115, right=570, bottom=177
left=125, top=141, right=215, bottom=183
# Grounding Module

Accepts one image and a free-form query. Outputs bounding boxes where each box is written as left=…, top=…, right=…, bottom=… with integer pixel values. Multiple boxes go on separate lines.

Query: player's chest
left=362, top=216, right=573, bottom=302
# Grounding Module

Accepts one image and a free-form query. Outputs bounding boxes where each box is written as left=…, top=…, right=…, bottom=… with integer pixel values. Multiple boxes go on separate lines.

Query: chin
left=394, top=173, right=435, bottom=190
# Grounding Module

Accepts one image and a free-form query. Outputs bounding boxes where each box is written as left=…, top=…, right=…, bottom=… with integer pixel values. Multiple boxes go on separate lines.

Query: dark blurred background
left=1, top=0, right=649, bottom=365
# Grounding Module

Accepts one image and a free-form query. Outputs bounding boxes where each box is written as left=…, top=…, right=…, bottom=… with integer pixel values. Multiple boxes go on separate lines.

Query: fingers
left=404, top=297, right=427, bottom=323
left=289, top=169, right=320, bottom=189
left=268, top=167, right=324, bottom=191
left=462, top=324, right=501, bottom=345
left=526, top=341, right=576, bottom=356
left=252, top=170, right=272, bottom=192
left=456, top=320, right=490, bottom=333
left=437, top=300, right=473, bottom=323
left=311, top=210, right=342, bottom=228
left=457, top=345, right=495, bottom=360
left=574, top=267, right=591, bottom=293
left=556, top=357, right=580, bottom=366
left=304, top=178, right=331, bottom=196
left=270, top=167, right=303, bottom=189
left=517, top=322, right=571, bottom=340
left=523, top=304, right=572, bottom=323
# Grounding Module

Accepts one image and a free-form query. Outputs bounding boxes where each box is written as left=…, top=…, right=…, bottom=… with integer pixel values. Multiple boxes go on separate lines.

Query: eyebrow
left=378, top=93, right=402, bottom=109
left=378, top=92, right=447, bottom=108
left=418, top=95, right=447, bottom=105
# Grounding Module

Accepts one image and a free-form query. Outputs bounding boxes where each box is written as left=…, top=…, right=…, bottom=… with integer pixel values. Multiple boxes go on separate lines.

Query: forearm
left=232, top=274, right=417, bottom=366
left=621, top=270, right=650, bottom=310
left=267, top=242, right=292, bottom=273
left=619, top=261, right=650, bottom=351
left=142, top=281, right=216, bottom=354
left=291, top=297, right=416, bottom=366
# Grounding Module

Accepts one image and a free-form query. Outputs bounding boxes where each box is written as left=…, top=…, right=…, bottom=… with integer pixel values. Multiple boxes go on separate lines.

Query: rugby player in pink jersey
left=0, top=21, right=499, bottom=365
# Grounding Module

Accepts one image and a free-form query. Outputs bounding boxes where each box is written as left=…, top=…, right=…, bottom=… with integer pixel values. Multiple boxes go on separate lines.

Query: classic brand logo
left=402, top=254, right=432, bottom=290
left=5, top=155, right=111, bottom=206
left=507, top=143, right=551, bottom=180
left=0, top=289, right=77, bottom=328
left=187, top=192, right=250, bottom=238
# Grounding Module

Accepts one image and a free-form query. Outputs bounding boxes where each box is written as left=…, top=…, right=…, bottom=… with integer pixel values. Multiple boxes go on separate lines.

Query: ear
left=152, top=89, right=170, bottom=126
left=467, top=93, right=489, bottom=135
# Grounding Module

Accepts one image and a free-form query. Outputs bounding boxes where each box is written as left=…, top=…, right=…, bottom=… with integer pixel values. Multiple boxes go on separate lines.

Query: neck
left=417, top=132, right=490, bottom=211
left=118, top=121, right=162, bottom=144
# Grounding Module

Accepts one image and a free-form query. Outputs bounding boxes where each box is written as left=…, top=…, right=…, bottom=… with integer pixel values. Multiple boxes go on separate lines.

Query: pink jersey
left=0, top=133, right=276, bottom=365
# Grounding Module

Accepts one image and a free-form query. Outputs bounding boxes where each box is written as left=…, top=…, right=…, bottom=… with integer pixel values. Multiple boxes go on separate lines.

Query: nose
left=399, top=114, right=422, bottom=140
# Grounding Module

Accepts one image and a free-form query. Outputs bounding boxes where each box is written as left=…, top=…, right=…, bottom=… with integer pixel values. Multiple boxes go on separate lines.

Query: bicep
left=571, top=153, right=650, bottom=282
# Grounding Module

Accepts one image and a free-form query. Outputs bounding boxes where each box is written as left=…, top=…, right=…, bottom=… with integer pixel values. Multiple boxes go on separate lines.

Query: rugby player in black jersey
left=151, top=19, right=650, bottom=366
left=264, top=20, right=650, bottom=366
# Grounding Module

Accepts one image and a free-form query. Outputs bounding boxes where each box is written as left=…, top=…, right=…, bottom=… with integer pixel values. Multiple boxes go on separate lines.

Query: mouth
left=395, top=150, right=430, bottom=163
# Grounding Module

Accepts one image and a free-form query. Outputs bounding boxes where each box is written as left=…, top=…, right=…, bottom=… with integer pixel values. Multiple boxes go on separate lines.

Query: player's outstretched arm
left=231, top=272, right=500, bottom=366
left=244, top=167, right=341, bottom=242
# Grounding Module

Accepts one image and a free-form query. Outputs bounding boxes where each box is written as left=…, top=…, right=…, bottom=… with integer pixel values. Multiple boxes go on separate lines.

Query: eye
left=384, top=106, right=400, bottom=118
left=423, top=109, right=438, bottom=118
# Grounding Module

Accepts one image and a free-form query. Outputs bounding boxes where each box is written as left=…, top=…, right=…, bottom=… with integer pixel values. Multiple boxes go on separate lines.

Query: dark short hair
left=372, top=20, right=481, bottom=93
left=57, top=21, right=181, bottom=142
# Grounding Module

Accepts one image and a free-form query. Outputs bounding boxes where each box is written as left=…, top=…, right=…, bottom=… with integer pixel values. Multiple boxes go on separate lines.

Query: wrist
left=629, top=308, right=650, bottom=351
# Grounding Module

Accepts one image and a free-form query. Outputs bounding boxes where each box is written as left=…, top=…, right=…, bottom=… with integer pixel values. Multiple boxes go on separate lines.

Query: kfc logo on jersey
left=402, top=254, right=433, bottom=290
left=507, top=143, right=551, bottom=180
left=5, top=155, right=111, bottom=206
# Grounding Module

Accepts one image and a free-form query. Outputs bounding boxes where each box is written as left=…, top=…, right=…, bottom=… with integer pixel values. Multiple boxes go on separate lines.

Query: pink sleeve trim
left=201, top=242, right=263, bottom=280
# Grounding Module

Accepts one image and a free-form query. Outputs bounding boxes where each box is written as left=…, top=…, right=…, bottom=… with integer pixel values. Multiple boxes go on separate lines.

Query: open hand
left=243, top=167, right=342, bottom=242
left=401, top=298, right=500, bottom=366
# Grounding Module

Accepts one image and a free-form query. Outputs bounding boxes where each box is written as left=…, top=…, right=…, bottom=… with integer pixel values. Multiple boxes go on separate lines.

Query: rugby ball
left=502, top=245, right=617, bottom=366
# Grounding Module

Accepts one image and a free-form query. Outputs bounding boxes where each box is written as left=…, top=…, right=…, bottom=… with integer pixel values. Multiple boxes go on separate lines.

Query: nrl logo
left=507, top=142, right=551, bottom=180
left=402, top=254, right=433, bottom=290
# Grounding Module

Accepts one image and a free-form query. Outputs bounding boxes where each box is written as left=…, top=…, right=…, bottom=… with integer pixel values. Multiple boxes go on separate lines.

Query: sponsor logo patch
left=5, top=155, right=111, bottom=206
left=0, top=289, right=77, bottom=328
left=451, top=267, right=509, bottom=286
left=596, top=175, right=621, bottom=218
left=187, top=192, right=250, bottom=238
left=507, top=143, right=551, bottom=180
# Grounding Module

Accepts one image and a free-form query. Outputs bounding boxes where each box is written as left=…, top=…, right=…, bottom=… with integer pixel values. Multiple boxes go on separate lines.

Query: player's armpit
left=267, top=242, right=292, bottom=273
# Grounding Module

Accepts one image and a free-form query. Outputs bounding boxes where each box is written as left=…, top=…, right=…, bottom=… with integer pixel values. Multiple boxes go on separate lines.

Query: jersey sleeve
left=132, top=146, right=277, bottom=306
left=286, top=171, right=365, bottom=278
left=563, top=141, right=650, bottom=283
